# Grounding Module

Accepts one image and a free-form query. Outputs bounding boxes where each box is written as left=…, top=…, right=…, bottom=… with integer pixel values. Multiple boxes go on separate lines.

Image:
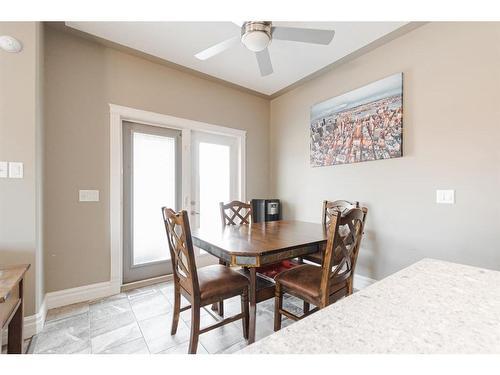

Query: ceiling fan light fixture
left=241, top=31, right=270, bottom=52
left=194, top=21, right=335, bottom=77
left=241, top=22, right=272, bottom=52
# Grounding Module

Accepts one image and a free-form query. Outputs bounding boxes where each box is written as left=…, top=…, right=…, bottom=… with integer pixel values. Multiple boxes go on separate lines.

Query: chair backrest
left=322, top=200, right=360, bottom=227
left=162, top=208, right=199, bottom=296
left=219, top=200, right=252, bottom=226
left=320, top=207, right=368, bottom=306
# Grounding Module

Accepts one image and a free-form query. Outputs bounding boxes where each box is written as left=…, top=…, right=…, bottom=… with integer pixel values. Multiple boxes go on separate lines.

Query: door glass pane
left=199, top=142, right=230, bottom=230
left=133, top=132, right=175, bottom=265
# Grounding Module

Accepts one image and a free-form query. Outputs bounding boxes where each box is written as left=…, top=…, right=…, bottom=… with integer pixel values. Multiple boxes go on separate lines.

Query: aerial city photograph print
left=310, top=72, right=403, bottom=167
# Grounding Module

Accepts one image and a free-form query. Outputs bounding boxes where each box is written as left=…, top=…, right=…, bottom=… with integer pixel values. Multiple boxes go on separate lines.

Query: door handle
left=191, top=211, right=200, bottom=215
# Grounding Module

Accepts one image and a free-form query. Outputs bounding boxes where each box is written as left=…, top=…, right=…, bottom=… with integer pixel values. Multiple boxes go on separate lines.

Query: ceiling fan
left=194, top=22, right=335, bottom=77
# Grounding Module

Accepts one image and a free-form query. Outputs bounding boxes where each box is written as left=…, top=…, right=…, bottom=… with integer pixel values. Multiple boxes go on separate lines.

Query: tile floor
left=29, top=280, right=304, bottom=354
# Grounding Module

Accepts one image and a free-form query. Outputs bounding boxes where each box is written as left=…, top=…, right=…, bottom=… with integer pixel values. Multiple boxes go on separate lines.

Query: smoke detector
left=0, top=36, right=23, bottom=53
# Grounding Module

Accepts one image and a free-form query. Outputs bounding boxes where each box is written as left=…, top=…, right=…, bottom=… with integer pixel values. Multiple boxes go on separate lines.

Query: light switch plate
left=436, top=189, right=455, bottom=204
left=79, top=190, right=99, bottom=202
left=0, top=161, right=7, bottom=178
left=8, top=162, right=23, bottom=178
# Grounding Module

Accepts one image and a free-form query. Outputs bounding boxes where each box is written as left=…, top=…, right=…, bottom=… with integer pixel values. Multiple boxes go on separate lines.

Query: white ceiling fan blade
left=195, top=35, right=240, bottom=60
left=271, top=26, right=335, bottom=45
left=256, top=48, right=273, bottom=77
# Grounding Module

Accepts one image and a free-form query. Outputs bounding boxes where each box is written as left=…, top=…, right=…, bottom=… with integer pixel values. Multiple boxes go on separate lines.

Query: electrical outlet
left=436, top=189, right=455, bottom=204
left=8, top=162, right=23, bottom=178
left=79, top=190, right=99, bottom=202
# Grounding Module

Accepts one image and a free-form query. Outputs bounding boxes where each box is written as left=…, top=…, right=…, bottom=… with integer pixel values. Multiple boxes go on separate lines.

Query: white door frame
left=109, top=103, right=246, bottom=288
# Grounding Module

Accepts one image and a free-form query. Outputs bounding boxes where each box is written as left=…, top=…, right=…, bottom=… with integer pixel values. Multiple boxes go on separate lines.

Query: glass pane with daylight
left=199, top=142, right=230, bottom=231
left=133, top=132, right=175, bottom=265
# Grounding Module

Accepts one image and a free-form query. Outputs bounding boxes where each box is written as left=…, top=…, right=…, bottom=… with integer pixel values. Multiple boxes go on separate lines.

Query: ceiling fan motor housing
left=241, top=21, right=272, bottom=52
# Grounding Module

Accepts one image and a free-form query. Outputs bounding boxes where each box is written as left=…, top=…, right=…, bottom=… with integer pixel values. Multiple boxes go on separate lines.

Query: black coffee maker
left=251, top=199, right=281, bottom=223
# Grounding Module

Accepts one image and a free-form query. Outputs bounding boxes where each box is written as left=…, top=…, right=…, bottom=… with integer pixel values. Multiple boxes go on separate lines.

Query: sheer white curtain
left=133, top=132, right=176, bottom=265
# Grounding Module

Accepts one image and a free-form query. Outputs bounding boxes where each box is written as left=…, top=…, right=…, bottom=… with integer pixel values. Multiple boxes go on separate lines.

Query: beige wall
left=44, top=26, right=270, bottom=292
left=0, top=22, right=44, bottom=316
left=270, top=22, right=500, bottom=280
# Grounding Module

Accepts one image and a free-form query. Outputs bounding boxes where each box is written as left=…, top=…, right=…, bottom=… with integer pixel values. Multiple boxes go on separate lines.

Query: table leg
left=248, top=267, right=257, bottom=344
left=8, top=280, right=24, bottom=354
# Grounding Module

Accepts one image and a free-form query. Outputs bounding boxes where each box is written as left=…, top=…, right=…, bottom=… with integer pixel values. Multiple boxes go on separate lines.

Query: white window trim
left=109, top=103, right=246, bottom=287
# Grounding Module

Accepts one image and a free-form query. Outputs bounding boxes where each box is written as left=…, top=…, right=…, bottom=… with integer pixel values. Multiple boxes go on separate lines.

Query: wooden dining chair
left=212, top=200, right=253, bottom=317
left=300, top=200, right=360, bottom=266
left=323, top=200, right=360, bottom=224
left=162, top=208, right=250, bottom=354
left=219, top=200, right=252, bottom=226
left=300, top=200, right=364, bottom=314
left=274, top=207, right=368, bottom=331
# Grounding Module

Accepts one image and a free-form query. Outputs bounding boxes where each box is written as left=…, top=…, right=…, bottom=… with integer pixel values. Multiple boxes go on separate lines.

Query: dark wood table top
left=192, top=220, right=327, bottom=266
left=0, top=264, right=30, bottom=303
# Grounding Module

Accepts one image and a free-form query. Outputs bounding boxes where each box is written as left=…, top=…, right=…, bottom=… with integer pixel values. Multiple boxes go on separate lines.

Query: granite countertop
left=238, top=258, right=500, bottom=354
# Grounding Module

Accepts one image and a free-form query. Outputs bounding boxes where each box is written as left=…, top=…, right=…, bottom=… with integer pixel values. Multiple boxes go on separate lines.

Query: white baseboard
left=121, top=274, right=173, bottom=292
left=2, top=296, right=47, bottom=346
left=3, top=280, right=121, bottom=346
left=25, top=297, right=47, bottom=338
left=354, top=273, right=377, bottom=290
left=45, top=280, right=121, bottom=310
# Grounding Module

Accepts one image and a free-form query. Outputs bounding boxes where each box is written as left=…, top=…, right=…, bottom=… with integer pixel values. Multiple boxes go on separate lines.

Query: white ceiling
left=66, top=22, right=408, bottom=96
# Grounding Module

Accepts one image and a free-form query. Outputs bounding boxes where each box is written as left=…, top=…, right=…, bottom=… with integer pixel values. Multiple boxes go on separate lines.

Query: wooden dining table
left=191, top=220, right=328, bottom=343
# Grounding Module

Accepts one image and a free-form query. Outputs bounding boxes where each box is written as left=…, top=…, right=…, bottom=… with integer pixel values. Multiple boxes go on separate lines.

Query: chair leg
left=347, top=278, right=354, bottom=295
left=241, top=288, right=249, bottom=340
left=171, top=284, right=181, bottom=335
left=303, top=301, right=310, bottom=314
left=216, top=259, right=227, bottom=317
left=274, top=283, right=283, bottom=332
left=188, top=302, right=200, bottom=354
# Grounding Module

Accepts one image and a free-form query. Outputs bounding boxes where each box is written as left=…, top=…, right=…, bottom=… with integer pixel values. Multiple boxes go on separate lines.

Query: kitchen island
left=238, top=258, right=500, bottom=354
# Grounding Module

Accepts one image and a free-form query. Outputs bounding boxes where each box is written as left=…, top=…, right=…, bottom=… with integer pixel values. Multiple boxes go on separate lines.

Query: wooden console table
left=0, top=264, right=30, bottom=354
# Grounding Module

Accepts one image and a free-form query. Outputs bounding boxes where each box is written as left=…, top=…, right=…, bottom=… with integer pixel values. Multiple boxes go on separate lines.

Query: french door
left=190, top=131, right=239, bottom=234
left=122, top=121, right=242, bottom=284
left=122, top=122, right=181, bottom=283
